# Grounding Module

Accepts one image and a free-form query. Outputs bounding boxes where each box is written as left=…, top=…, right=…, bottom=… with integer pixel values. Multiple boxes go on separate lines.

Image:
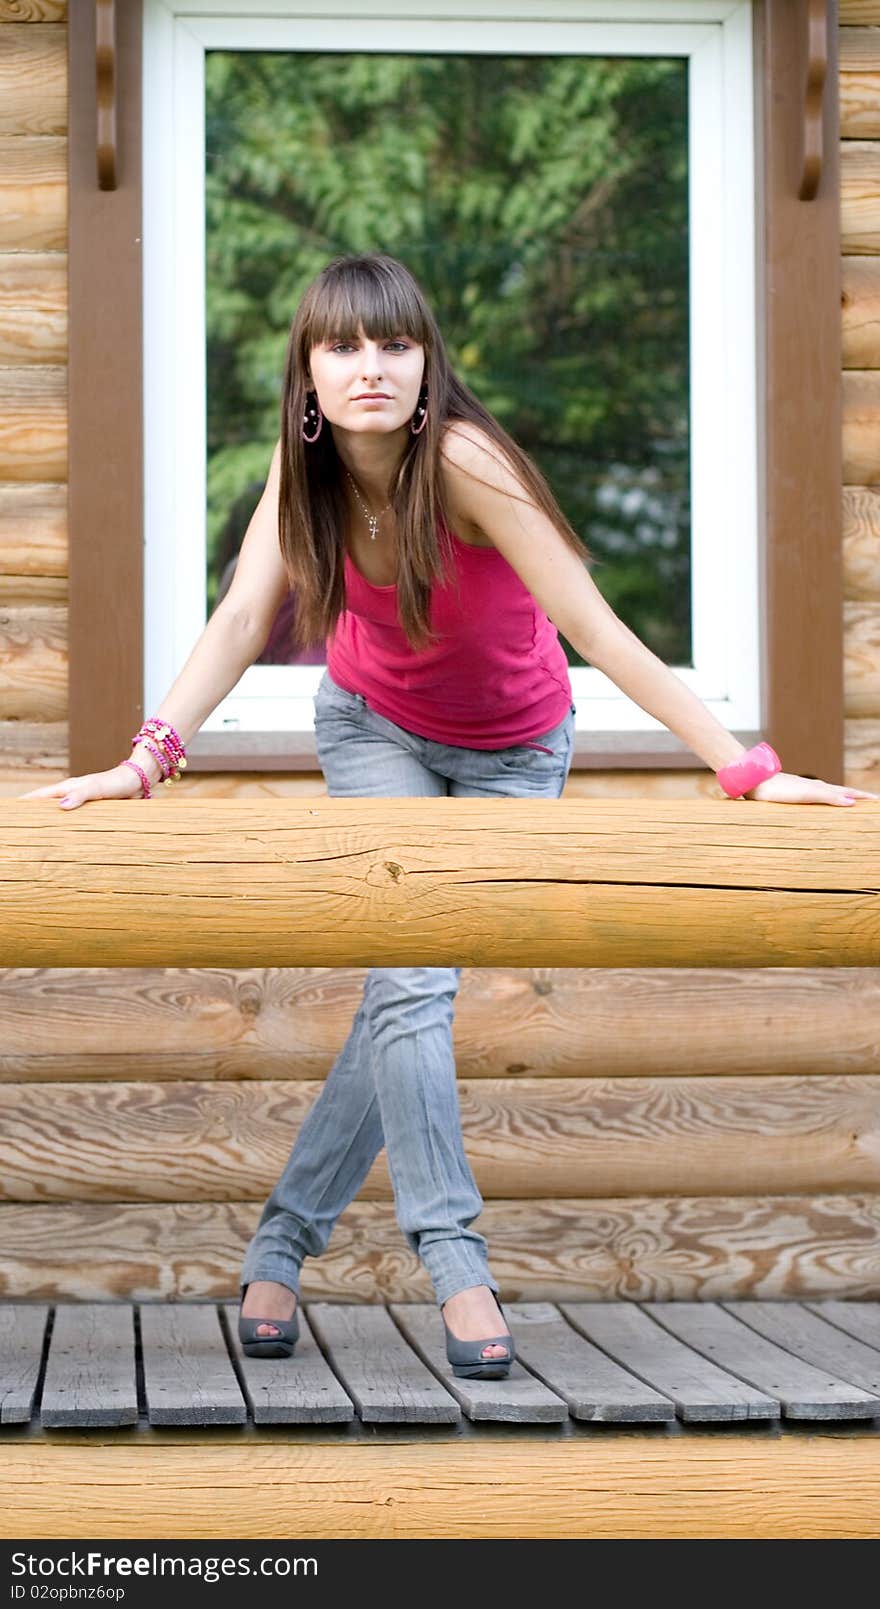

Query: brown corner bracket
left=798, top=0, right=827, bottom=201
left=96, top=0, right=117, bottom=191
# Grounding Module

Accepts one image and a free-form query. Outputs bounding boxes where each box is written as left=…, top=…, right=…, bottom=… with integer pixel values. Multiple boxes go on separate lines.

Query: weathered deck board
left=221, top=1303, right=356, bottom=1425
left=3, top=1301, right=880, bottom=1433
left=646, top=1302, right=880, bottom=1419
left=560, top=1302, right=780, bottom=1422
left=139, top=1303, right=246, bottom=1426
left=506, top=1302, right=676, bottom=1423
left=306, top=1303, right=461, bottom=1424
left=804, top=1300, right=880, bottom=1350
left=0, top=1303, right=48, bottom=1424
left=389, top=1302, right=569, bottom=1424
left=723, top=1302, right=880, bottom=1396
left=40, top=1304, right=139, bottom=1428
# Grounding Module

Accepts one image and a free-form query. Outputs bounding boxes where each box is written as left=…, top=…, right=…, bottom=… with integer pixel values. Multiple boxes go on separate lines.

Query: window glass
left=204, top=50, right=690, bottom=669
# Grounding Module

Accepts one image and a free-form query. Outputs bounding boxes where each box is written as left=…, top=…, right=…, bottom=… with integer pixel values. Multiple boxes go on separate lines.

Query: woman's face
left=307, top=324, right=425, bottom=438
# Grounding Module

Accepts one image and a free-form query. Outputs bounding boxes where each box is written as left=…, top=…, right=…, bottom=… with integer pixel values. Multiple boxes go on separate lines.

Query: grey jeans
left=240, top=669, right=576, bottom=1308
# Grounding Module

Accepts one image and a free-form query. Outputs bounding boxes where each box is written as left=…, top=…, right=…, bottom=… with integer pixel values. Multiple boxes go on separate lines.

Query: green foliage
left=205, top=49, right=690, bottom=663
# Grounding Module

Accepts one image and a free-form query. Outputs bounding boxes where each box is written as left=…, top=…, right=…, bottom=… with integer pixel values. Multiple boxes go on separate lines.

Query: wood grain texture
left=845, top=715, right=880, bottom=786
left=3, top=966, right=879, bottom=1084
left=840, top=28, right=880, bottom=71
left=560, top=1301, right=777, bottom=1422
left=3, top=1073, right=880, bottom=1204
left=843, top=486, right=880, bottom=596
left=845, top=600, right=880, bottom=712
left=221, top=1302, right=356, bottom=1424
left=842, top=259, right=880, bottom=367
left=0, top=305, right=65, bottom=364
left=0, top=1302, right=47, bottom=1422
left=0, top=3, right=66, bottom=19
left=389, top=1301, right=568, bottom=1423
left=40, top=1303, right=138, bottom=1428
left=841, top=3, right=880, bottom=23
left=0, top=603, right=66, bottom=719
left=305, top=1303, right=461, bottom=1424
left=0, top=136, right=65, bottom=250
left=721, top=1300, right=880, bottom=1395
left=0, top=719, right=65, bottom=775
left=0, top=23, right=65, bottom=134
left=643, top=1301, right=880, bottom=1418
left=0, top=365, right=65, bottom=479
left=495, top=1300, right=675, bottom=1422
left=3, top=1435, right=880, bottom=1539
left=0, top=480, right=66, bottom=574
left=138, top=1303, right=246, bottom=1426
left=844, top=371, right=880, bottom=481
left=2, top=1195, right=879, bottom=1303
left=4, top=798, right=880, bottom=967
left=842, top=142, right=880, bottom=255
left=0, top=253, right=65, bottom=313
left=840, top=62, right=880, bottom=139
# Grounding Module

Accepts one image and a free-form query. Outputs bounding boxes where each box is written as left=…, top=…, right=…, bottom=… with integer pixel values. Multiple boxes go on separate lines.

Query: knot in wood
left=366, top=859, right=406, bottom=887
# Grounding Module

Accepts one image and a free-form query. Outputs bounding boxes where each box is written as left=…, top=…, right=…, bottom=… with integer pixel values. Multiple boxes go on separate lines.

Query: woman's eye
left=329, top=339, right=409, bottom=353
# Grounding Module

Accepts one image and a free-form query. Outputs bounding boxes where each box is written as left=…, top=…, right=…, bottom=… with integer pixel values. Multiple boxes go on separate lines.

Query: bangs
left=303, top=258, right=430, bottom=349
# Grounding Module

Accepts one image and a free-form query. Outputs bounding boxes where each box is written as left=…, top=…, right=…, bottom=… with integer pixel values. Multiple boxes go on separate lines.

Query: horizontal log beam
left=3, top=965, right=879, bottom=1082
left=2, top=1073, right=878, bottom=1203
left=5, top=798, right=880, bottom=967
left=3, top=1194, right=879, bottom=1303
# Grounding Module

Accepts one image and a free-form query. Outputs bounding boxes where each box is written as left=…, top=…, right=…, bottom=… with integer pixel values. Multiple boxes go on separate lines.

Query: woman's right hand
left=18, top=761, right=151, bottom=809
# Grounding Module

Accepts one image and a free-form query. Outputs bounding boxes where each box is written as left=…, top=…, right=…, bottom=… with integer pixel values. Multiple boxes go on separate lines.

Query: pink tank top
left=325, top=522, right=573, bottom=748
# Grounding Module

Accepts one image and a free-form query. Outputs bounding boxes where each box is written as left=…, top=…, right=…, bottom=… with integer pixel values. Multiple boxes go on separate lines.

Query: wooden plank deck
left=2, top=1299, right=880, bottom=1435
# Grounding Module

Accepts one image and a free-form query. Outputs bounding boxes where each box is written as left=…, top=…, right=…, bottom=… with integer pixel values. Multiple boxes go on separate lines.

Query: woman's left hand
left=744, top=772, right=880, bottom=806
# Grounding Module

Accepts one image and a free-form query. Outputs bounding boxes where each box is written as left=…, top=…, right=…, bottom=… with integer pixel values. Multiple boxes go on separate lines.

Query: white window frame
left=143, top=0, right=759, bottom=761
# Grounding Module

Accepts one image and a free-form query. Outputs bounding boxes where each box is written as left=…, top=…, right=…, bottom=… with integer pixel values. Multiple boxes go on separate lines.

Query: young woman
left=21, top=252, right=877, bottom=1381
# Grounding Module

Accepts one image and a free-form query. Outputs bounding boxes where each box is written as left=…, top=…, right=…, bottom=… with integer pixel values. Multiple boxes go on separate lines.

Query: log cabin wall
left=0, top=1, right=878, bottom=1303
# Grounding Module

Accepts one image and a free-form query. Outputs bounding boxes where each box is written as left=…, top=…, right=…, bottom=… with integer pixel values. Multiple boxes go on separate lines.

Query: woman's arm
left=439, top=422, right=745, bottom=771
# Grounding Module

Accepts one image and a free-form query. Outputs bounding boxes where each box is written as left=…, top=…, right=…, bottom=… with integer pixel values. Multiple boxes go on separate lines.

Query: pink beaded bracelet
left=716, top=741, right=782, bottom=799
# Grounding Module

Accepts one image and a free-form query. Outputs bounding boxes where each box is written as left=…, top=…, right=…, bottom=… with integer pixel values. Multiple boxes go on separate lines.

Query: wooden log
left=0, top=22, right=65, bottom=135
left=2, top=1435, right=880, bottom=1541
left=841, top=2, right=880, bottom=23
left=842, top=142, right=880, bottom=256
left=842, top=259, right=880, bottom=368
left=843, top=371, right=880, bottom=482
left=3, top=965, right=879, bottom=1083
left=0, top=3, right=67, bottom=20
left=1, top=1194, right=878, bottom=1304
left=0, top=604, right=66, bottom=719
left=0, top=481, right=66, bottom=575
left=2, top=1073, right=880, bottom=1204
left=840, top=44, right=880, bottom=138
left=843, top=486, right=880, bottom=597
left=845, top=715, right=880, bottom=789
left=0, top=365, right=66, bottom=480
left=0, top=136, right=65, bottom=251
left=4, top=798, right=880, bottom=967
left=845, top=600, right=880, bottom=714
left=0, top=252, right=65, bottom=312
left=0, top=719, right=66, bottom=777
left=0, top=305, right=65, bottom=365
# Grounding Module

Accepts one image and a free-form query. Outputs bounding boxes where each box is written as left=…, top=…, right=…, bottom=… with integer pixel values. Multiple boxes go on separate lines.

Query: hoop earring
left=410, top=384, right=429, bottom=436
left=302, top=391, right=323, bottom=443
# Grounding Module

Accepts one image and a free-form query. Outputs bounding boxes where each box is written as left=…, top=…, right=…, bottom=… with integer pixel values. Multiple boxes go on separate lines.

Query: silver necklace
left=345, top=467, right=391, bottom=541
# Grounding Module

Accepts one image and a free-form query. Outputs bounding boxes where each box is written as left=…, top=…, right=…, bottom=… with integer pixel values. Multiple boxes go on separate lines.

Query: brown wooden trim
left=68, top=0, right=142, bottom=776
left=756, top=0, right=843, bottom=784
left=68, top=2, right=844, bottom=779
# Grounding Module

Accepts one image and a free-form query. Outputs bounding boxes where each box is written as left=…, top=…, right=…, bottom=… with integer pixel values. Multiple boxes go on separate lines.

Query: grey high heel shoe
left=441, top=1295, right=515, bottom=1380
left=238, top=1282, right=300, bottom=1360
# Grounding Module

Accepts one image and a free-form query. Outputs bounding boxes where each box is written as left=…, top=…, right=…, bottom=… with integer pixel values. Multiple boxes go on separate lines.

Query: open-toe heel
left=441, top=1298, right=515, bottom=1380
left=238, top=1283, right=300, bottom=1360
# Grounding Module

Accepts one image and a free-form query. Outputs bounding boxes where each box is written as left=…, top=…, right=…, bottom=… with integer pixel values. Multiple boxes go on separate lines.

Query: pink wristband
left=716, top=741, right=782, bottom=799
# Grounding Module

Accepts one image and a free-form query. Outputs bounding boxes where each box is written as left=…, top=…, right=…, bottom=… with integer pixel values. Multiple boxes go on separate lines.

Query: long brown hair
left=278, top=252, right=594, bottom=651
